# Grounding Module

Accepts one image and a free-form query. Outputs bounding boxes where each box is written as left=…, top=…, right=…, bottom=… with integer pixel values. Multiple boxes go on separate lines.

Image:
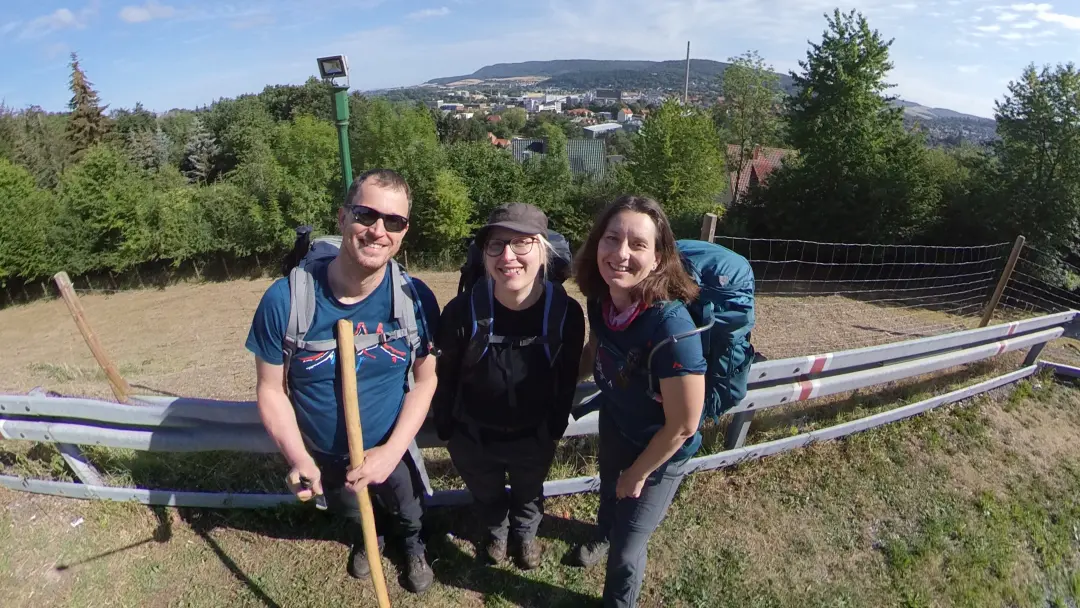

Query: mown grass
left=3, top=365, right=1080, bottom=607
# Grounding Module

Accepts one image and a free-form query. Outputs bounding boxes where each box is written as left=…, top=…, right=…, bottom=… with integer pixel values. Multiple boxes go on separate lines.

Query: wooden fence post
left=699, top=213, right=718, bottom=243
left=979, top=235, right=1025, bottom=327
left=52, top=271, right=132, bottom=403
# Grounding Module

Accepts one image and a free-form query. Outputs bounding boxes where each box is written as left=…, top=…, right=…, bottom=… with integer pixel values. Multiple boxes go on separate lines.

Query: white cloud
left=892, top=3, right=917, bottom=9
left=998, top=12, right=1019, bottom=21
left=1011, top=3, right=1051, bottom=11
left=407, top=7, right=451, bottom=19
left=119, top=2, right=177, bottom=24
left=20, top=8, right=89, bottom=39
left=957, top=64, right=982, bottom=73
left=1013, top=19, right=1040, bottom=27
left=1038, top=9, right=1080, bottom=29
left=1, top=21, right=22, bottom=36
left=976, top=24, right=1002, bottom=31
left=1000, top=31, right=1025, bottom=39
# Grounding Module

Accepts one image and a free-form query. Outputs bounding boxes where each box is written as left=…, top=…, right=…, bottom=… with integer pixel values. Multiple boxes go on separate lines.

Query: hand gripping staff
left=337, top=319, right=392, bottom=608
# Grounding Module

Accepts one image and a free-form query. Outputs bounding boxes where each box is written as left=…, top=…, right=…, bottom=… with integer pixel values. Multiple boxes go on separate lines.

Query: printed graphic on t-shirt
left=298, top=321, right=409, bottom=371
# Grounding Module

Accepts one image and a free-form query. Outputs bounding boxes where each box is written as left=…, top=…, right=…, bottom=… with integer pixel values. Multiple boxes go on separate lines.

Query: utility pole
left=684, top=41, right=691, bottom=104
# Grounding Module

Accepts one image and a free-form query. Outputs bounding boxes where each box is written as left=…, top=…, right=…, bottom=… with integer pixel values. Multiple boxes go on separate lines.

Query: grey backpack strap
left=283, top=260, right=323, bottom=385
left=390, top=260, right=423, bottom=390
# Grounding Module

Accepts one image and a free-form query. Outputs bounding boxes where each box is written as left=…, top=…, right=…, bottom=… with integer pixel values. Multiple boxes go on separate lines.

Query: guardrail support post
left=723, top=410, right=755, bottom=449
left=52, top=271, right=132, bottom=403
left=1022, top=342, right=1047, bottom=367
left=699, top=213, right=718, bottom=243
left=980, top=235, right=1025, bottom=327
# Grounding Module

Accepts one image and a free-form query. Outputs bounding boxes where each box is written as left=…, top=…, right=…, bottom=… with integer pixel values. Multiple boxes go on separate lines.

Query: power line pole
left=684, top=40, right=691, bottom=104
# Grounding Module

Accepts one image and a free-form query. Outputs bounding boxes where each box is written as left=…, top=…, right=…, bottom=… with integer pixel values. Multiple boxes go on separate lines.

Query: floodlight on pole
left=317, top=54, right=353, bottom=193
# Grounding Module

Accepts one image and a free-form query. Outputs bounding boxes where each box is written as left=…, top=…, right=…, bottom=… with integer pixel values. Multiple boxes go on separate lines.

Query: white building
left=584, top=122, right=623, bottom=138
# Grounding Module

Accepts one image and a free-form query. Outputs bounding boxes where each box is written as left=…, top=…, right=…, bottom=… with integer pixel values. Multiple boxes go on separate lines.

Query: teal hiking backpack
left=599, top=239, right=755, bottom=423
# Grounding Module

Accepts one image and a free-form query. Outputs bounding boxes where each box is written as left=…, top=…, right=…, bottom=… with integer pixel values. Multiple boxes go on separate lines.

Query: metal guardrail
left=1, top=311, right=1078, bottom=509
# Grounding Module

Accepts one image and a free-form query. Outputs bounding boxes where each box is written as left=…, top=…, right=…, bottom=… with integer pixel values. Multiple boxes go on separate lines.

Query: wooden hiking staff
left=336, top=319, right=392, bottom=608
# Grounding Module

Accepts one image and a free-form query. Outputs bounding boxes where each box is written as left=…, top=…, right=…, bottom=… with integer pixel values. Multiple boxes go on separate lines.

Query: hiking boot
left=403, top=553, right=434, bottom=593
left=568, top=540, right=609, bottom=568
left=514, top=538, right=543, bottom=570
left=346, top=538, right=385, bottom=579
left=482, top=536, right=508, bottom=564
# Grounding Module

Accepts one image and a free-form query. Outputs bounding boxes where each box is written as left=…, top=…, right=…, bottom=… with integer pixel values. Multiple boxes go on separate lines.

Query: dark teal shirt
left=590, top=299, right=707, bottom=461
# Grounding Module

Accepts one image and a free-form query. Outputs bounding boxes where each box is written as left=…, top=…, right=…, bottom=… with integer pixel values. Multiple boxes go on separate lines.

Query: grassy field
left=2, top=272, right=1080, bottom=607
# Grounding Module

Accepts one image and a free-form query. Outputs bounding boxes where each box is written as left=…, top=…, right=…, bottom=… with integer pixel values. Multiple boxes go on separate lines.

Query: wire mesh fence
left=712, top=235, right=1013, bottom=359
left=1000, top=244, right=1080, bottom=317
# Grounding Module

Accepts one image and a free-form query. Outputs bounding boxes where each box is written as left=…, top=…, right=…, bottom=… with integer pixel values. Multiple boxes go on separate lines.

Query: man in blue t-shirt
left=246, top=169, right=439, bottom=594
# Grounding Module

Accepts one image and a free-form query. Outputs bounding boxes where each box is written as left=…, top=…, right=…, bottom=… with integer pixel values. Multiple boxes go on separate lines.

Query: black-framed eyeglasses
left=484, top=236, right=537, bottom=257
left=349, top=205, right=409, bottom=233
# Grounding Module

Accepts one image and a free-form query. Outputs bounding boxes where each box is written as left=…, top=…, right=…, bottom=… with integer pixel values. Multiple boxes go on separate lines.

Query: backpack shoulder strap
left=283, top=258, right=322, bottom=381
left=389, top=260, right=424, bottom=391
left=463, top=278, right=494, bottom=368
left=542, top=281, right=569, bottom=365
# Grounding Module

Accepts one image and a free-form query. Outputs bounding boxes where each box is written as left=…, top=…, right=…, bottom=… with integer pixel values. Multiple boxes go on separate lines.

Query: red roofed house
left=486, top=114, right=502, bottom=123
left=724, top=144, right=793, bottom=206
left=488, top=131, right=511, bottom=149
left=567, top=108, right=594, bottom=117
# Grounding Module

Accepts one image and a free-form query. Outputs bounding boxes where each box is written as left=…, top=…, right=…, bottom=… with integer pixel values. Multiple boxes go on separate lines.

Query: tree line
left=1, top=9, right=1078, bottom=294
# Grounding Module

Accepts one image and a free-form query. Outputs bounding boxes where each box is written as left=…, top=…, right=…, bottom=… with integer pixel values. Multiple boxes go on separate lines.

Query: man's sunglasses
left=349, top=205, right=409, bottom=233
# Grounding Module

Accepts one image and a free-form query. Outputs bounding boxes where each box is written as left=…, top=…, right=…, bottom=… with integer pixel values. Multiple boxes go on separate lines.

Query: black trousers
left=447, top=427, right=557, bottom=543
left=313, top=450, right=426, bottom=557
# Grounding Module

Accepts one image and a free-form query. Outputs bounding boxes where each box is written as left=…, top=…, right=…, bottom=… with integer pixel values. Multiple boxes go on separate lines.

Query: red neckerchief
left=602, top=296, right=647, bottom=331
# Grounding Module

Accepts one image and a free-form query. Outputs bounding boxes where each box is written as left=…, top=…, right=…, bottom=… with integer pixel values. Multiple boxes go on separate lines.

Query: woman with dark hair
left=568, top=195, right=706, bottom=607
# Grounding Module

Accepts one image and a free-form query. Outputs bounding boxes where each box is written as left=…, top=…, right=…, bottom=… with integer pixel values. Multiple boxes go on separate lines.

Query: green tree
left=11, top=107, right=70, bottom=189
left=125, top=128, right=171, bottom=173
left=160, top=110, right=198, bottom=167
left=971, top=63, right=1080, bottom=254
left=53, top=145, right=154, bottom=274
left=109, top=102, right=156, bottom=139
left=446, top=141, right=527, bottom=222
left=411, top=168, right=475, bottom=252
left=625, top=99, right=727, bottom=234
left=259, top=77, right=334, bottom=122
left=66, top=53, right=110, bottom=156
left=523, top=122, right=575, bottom=227
left=0, top=159, right=55, bottom=283
left=273, top=114, right=340, bottom=232
left=747, top=10, right=939, bottom=243
left=182, top=117, right=220, bottom=184
left=500, top=107, right=527, bottom=133
left=716, top=50, right=785, bottom=207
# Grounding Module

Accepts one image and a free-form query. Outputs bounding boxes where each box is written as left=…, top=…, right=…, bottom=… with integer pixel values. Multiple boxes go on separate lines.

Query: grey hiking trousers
left=595, top=410, right=689, bottom=608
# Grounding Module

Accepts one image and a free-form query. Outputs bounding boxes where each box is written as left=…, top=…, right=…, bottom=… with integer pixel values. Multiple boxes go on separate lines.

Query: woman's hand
left=616, top=468, right=647, bottom=499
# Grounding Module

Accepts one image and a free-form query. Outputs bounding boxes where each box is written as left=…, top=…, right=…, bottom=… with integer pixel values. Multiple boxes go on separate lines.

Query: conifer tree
left=183, top=117, right=219, bottom=184
left=66, top=53, right=110, bottom=155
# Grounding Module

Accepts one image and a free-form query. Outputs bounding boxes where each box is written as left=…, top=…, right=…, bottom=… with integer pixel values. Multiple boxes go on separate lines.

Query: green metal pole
left=332, top=86, right=353, bottom=194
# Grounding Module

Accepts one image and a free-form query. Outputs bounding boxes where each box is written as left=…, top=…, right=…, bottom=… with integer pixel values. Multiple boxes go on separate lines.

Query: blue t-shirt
left=591, top=300, right=707, bottom=461
left=245, top=262, right=439, bottom=455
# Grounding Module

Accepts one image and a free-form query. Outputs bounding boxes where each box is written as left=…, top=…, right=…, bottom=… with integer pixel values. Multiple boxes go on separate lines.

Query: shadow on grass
left=424, top=507, right=600, bottom=607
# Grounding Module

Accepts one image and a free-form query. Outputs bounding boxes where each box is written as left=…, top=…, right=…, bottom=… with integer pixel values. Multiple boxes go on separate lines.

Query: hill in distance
left=422, top=59, right=993, bottom=123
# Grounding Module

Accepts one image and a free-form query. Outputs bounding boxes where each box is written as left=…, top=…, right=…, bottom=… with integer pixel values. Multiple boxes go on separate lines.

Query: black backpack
left=452, top=229, right=574, bottom=429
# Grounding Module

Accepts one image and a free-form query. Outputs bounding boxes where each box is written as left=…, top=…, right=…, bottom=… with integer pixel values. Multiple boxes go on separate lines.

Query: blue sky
left=1, top=1, right=1077, bottom=118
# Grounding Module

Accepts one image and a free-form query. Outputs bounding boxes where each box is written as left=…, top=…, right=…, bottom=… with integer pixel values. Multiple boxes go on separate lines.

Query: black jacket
left=432, top=286, right=585, bottom=441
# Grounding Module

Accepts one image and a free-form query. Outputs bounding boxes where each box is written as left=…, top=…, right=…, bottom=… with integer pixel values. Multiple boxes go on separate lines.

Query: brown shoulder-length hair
left=573, top=195, right=699, bottom=306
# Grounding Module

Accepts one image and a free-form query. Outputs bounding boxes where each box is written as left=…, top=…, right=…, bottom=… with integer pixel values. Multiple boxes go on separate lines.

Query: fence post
left=52, top=271, right=132, bottom=403
left=980, top=235, right=1025, bottom=327
left=699, top=213, right=718, bottom=243
left=723, top=410, right=755, bottom=450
